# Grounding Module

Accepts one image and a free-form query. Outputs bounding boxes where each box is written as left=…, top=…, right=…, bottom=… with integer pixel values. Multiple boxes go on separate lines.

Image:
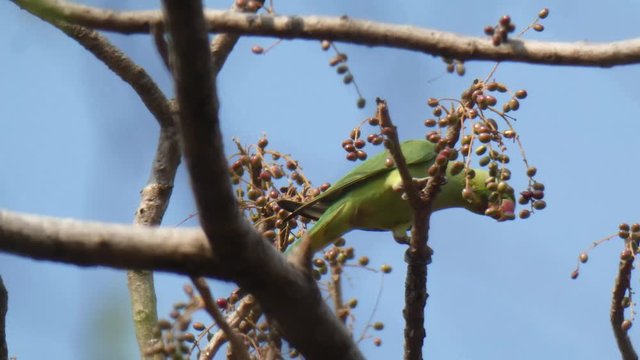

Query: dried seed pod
left=251, top=45, right=264, bottom=54
left=515, top=89, right=528, bottom=99
left=503, top=129, right=516, bottom=138
left=579, top=252, right=589, bottom=263
left=358, top=256, right=369, bottom=266
left=427, top=98, right=440, bottom=107
left=484, top=26, right=495, bottom=36
left=424, top=118, right=437, bottom=127
left=538, top=8, right=549, bottom=19
left=449, top=161, right=465, bottom=176
left=533, top=200, right=546, bottom=210
left=508, top=98, right=520, bottom=110
left=571, top=270, right=579, bottom=279
left=499, top=15, right=511, bottom=27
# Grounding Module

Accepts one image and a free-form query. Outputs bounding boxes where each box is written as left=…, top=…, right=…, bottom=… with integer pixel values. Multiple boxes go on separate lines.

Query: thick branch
left=0, top=210, right=226, bottom=275
left=161, top=1, right=363, bottom=359
left=611, top=258, right=638, bottom=360
left=12, top=0, right=640, bottom=67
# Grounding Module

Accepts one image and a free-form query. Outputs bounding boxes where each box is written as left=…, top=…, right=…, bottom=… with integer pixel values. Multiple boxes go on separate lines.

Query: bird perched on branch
left=278, top=140, right=515, bottom=253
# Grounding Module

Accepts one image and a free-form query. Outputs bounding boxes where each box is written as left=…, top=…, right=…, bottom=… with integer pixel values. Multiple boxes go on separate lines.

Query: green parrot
left=278, top=140, right=515, bottom=253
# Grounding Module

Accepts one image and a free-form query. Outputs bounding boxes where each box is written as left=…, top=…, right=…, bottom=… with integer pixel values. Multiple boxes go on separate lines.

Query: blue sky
left=2, top=1, right=640, bottom=359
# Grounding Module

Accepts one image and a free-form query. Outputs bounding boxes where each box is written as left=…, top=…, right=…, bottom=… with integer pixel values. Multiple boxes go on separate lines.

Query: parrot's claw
left=392, top=228, right=410, bottom=245
left=393, top=176, right=447, bottom=200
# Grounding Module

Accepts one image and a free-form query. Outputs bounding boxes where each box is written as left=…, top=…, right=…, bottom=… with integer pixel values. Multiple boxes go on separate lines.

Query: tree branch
left=375, top=100, right=432, bottom=359
left=15, top=4, right=174, bottom=128
left=161, top=1, right=363, bottom=359
left=611, top=257, right=638, bottom=360
left=0, top=276, right=7, bottom=360
left=12, top=0, right=640, bottom=67
left=0, top=209, right=228, bottom=274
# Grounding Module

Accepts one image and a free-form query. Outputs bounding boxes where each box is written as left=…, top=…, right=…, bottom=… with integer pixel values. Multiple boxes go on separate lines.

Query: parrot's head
left=464, top=169, right=516, bottom=222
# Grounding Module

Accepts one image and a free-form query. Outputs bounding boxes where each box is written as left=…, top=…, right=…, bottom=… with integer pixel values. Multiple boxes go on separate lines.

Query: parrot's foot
left=404, top=245, right=434, bottom=265
left=392, top=228, right=410, bottom=245
left=393, top=176, right=448, bottom=200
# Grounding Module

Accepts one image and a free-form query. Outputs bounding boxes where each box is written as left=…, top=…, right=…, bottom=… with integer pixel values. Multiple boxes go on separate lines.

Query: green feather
left=280, top=140, right=513, bottom=253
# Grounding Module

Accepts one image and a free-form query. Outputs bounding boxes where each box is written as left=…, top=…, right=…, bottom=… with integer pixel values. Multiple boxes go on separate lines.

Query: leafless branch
left=0, top=209, right=229, bottom=274
left=191, top=277, right=251, bottom=360
left=375, top=99, right=433, bottom=359
left=12, top=0, right=640, bottom=67
left=611, top=257, right=638, bottom=360
left=15, top=6, right=174, bottom=128
left=128, top=123, right=181, bottom=359
left=0, top=276, right=7, bottom=360
left=6, top=6, right=180, bottom=354
left=161, top=0, right=363, bottom=359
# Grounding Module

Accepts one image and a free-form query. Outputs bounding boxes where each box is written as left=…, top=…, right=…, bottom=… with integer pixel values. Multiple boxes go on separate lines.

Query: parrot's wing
left=278, top=199, right=327, bottom=221
left=281, top=140, right=436, bottom=220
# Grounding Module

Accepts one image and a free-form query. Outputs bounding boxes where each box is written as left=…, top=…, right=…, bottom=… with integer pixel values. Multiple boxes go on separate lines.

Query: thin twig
left=330, top=263, right=347, bottom=323
left=191, top=277, right=251, bottom=360
left=200, top=295, right=262, bottom=360
left=18, top=15, right=174, bottom=128
left=611, top=258, right=638, bottom=360
left=11, top=0, right=640, bottom=67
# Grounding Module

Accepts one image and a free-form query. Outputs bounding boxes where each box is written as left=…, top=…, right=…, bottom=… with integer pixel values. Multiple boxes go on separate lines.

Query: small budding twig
left=201, top=295, right=262, bottom=360
left=191, top=276, right=251, bottom=360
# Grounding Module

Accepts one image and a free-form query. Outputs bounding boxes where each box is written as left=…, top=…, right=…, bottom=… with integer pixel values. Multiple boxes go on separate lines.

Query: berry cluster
left=321, top=40, right=367, bottom=109
left=342, top=78, right=545, bottom=220
left=145, top=285, right=206, bottom=357
left=572, top=223, right=640, bottom=333
left=484, top=8, right=549, bottom=47
left=228, top=136, right=327, bottom=251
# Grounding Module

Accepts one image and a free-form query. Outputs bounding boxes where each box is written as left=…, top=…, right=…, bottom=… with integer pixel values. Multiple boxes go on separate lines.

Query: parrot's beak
left=497, top=199, right=515, bottom=221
